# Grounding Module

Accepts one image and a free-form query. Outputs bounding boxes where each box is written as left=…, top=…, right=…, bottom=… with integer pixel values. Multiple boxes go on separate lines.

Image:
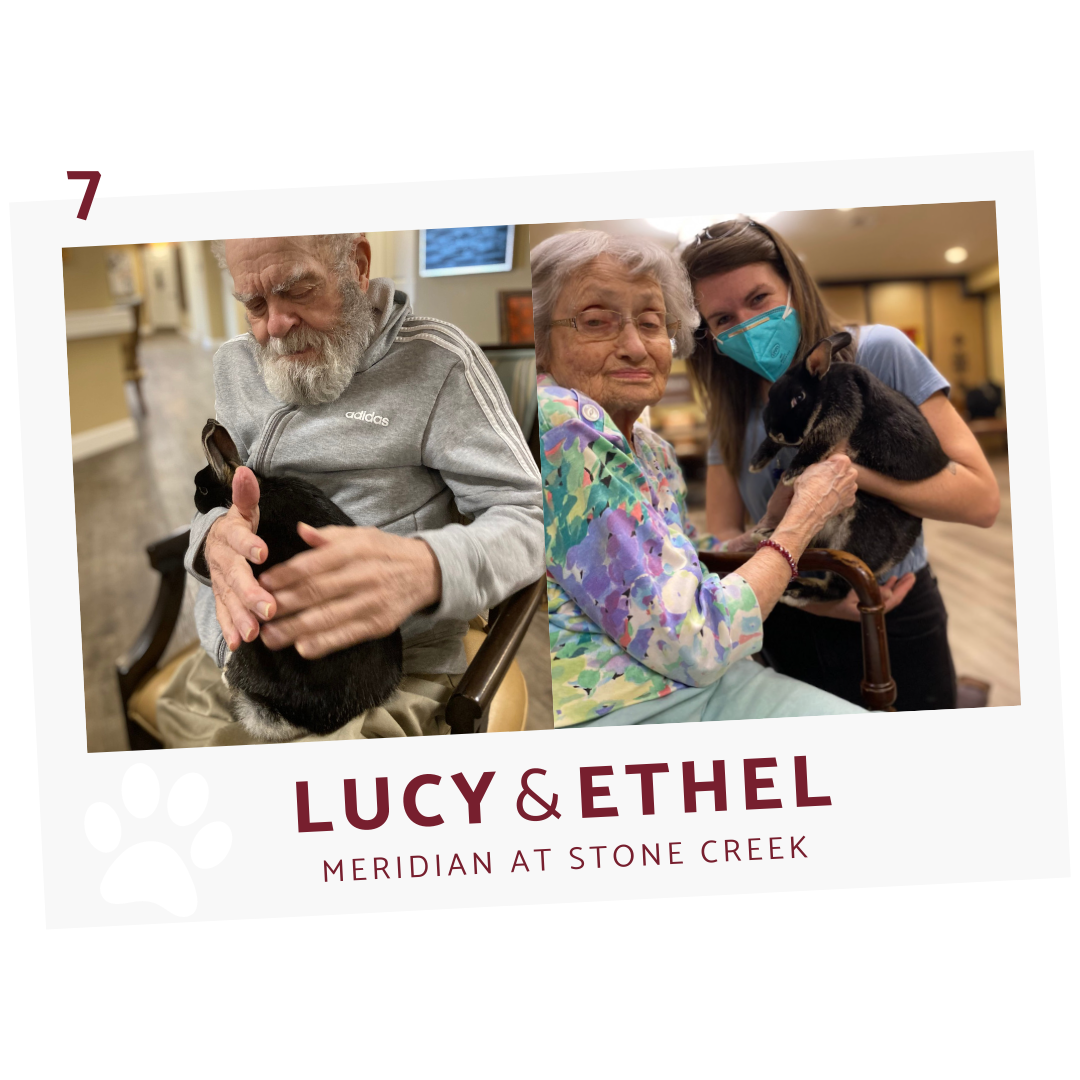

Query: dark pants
left=760, top=564, right=957, bottom=712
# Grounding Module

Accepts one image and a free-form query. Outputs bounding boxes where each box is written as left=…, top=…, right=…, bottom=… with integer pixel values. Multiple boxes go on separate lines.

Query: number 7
left=67, top=171, right=101, bottom=220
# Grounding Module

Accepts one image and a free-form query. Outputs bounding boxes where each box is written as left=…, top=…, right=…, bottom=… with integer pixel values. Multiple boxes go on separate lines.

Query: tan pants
left=156, top=649, right=459, bottom=748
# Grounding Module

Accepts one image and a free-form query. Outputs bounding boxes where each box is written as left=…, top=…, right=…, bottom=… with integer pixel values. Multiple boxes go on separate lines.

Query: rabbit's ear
left=828, top=330, right=853, bottom=353
left=202, top=419, right=241, bottom=486
left=804, top=338, right=834, bottom=378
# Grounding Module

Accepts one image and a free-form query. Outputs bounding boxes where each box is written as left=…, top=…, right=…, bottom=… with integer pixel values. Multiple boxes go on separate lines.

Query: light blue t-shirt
left=707, top=324, right=950, bottom=581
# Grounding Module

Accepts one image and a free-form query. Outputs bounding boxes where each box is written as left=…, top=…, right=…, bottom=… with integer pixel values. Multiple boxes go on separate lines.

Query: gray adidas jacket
left=184, top=279, right=544, bottom=675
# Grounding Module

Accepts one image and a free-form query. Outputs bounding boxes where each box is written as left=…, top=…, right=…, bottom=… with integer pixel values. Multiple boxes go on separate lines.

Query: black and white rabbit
left=748, top=331, right=950, bottom=603
left=194, top=419, right=404, bottom=739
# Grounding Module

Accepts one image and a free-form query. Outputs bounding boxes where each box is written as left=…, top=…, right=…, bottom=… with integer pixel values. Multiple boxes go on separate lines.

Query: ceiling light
left=944, top=247, right=968, bottom=264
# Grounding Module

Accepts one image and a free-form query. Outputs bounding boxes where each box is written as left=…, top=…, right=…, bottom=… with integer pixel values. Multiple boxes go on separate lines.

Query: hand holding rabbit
left=791, top=454, right=859, bottom=529
left=204, top=467, right=278, bottom=651
left=194, top=419, right=404, bottom=738
left=258, top=524, right=442, bottom=660
left=800, top=572, right=917, bottom=621
left=770, top=454, right=859, bottom=556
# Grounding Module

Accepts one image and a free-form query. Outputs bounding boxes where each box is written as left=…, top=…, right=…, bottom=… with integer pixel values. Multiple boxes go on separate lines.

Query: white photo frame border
left=11, top=151, right=1067, bottom=928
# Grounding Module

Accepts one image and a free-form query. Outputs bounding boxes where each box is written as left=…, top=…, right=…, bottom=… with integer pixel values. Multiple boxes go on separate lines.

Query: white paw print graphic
left=84, top=764, right=232, bottom=917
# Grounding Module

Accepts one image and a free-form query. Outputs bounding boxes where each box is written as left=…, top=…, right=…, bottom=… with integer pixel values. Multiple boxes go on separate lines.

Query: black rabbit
left=194, top=419, right=404, bottom=739
left=748, top=331, right=950, bottom=603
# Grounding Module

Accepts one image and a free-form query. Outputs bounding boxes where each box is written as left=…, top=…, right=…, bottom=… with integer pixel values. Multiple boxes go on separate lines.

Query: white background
left=2, top=2, right=1077, bottom=1075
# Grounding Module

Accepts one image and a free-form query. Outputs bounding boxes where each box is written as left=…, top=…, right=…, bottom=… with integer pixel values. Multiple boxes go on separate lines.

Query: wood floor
left=687, top=452, right=1019, bottom=708
left=923, top=454, right=1019, bottom=706
left=75, top=332, right=552, bottom=752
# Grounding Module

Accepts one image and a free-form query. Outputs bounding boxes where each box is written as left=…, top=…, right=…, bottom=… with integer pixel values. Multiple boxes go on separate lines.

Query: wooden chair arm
left=445, top=576, right=546, bottom=734
left=116, top=526, right=191, bottom=709
left=699, top=548, right=897, bottom=711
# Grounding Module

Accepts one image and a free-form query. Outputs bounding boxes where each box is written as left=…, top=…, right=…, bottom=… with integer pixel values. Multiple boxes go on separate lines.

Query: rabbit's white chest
left=813, top=504, right=856, bottom=550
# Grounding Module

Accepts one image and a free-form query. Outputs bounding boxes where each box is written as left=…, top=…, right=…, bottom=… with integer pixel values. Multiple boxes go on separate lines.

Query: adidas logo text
left=345, top=410, right=390, bottom=427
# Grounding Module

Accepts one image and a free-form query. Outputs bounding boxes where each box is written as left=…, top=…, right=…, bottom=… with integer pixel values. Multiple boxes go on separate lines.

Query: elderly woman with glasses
left=534, top=230, right=867, bottom=727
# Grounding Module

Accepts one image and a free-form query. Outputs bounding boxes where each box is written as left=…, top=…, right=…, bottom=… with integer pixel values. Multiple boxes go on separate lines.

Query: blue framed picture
left=419, top=226, right=515, bottom=277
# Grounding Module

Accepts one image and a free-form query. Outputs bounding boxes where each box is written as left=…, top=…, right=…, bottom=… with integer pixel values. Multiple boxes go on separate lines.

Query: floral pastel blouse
left=539, top=375, right=764, bottom=727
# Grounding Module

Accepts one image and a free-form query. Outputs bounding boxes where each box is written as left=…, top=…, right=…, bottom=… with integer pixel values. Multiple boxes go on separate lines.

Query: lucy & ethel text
left=300, top=757, right=830, bottom=885
left=295, top=755, right=831, bottom=831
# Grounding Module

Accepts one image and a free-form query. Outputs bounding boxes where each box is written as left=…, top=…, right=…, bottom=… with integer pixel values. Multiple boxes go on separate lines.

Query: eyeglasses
left=549, top=309, right=681, bottom=342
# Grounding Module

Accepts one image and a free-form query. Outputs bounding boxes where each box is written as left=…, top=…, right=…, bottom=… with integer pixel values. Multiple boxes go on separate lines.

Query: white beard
left=253, top=276, right=378, bottom=406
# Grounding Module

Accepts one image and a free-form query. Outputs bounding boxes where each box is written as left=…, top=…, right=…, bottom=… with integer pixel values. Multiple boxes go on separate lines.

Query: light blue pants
left=573, top=656, right=867, bottom=727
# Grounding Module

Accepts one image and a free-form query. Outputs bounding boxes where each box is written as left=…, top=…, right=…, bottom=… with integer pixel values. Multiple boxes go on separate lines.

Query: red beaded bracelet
left=758, top=538, right=799, bottom=581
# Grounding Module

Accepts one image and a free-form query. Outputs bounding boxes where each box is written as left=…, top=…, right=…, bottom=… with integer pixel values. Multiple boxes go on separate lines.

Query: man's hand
left=800, top=573, right=917, bottom=622
left=204, top=466, right=277, bottom=651
left=258, top=524, right=442, bottom=660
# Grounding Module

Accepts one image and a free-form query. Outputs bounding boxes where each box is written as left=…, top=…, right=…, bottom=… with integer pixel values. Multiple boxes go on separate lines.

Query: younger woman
left=681, top=218, right=1000, bottom=710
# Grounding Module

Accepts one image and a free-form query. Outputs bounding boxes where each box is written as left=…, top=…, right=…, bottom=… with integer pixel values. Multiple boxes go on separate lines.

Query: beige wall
left=867, top=282, right=927, bottom=354
left=68, top=336, right=130, bottom=434
left=177, top=242, right=202, bottom=339
left=394, top=229, right=532, bottom=345
left=929, top=278, right=986, bottom=387
left=967, top=264, right=1004, bottom=390
left=63, top=246, right=115, bottom=309
left=202, top=241, right=227, bottom=340
left=174, top=241, right=228, bottom=345
left=62, top=244, right=144, bottom=310
left=141, top=243, right=183, bottom=330
left=984, top=287, right=1004, bottom=387
left=827, top=277, right=995, bottom=392
left=820, top=284, right=868, bottom=326
left=63, top=245, right=140, bottom=436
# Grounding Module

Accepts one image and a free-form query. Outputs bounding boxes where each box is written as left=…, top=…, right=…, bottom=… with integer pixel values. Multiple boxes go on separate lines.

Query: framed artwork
left=419, top=225, right=515, bottom=277
left=498, top=290, right=534, bottom=345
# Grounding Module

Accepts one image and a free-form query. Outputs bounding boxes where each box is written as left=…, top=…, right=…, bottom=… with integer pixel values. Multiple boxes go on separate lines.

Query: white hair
left=530, top=230, right=699, bottom=366
left=210, top=233, right=366, bottom=276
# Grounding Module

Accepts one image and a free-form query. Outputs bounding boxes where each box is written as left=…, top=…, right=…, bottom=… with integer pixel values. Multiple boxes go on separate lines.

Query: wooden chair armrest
left=699, top=548, right=896, bottom=711
left=116, top=526, right=192, bottom=708
left=445, top=576, right=546, bottom=734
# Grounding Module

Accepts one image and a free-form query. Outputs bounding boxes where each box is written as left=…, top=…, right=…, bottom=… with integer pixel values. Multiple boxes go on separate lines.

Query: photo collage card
left=13, top=154, right=1065, bottom=926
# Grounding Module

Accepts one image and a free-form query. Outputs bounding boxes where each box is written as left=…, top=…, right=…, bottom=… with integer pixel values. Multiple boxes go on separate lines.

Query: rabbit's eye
left=790, top=391, right=806, bottom=408
left=198, top=486, right=208, bottom=495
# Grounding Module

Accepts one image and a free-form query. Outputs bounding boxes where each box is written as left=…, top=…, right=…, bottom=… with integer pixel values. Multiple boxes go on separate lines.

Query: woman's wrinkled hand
left=790, top=453, right=859, bottom=532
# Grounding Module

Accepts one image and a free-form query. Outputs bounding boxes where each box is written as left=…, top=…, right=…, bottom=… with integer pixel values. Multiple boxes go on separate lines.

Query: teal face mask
left=714, top=291, right=801, bottom=382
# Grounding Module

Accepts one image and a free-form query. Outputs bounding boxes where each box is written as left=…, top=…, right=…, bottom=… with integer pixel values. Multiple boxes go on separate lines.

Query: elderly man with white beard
left=154, top=233, right=544, bottom=746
